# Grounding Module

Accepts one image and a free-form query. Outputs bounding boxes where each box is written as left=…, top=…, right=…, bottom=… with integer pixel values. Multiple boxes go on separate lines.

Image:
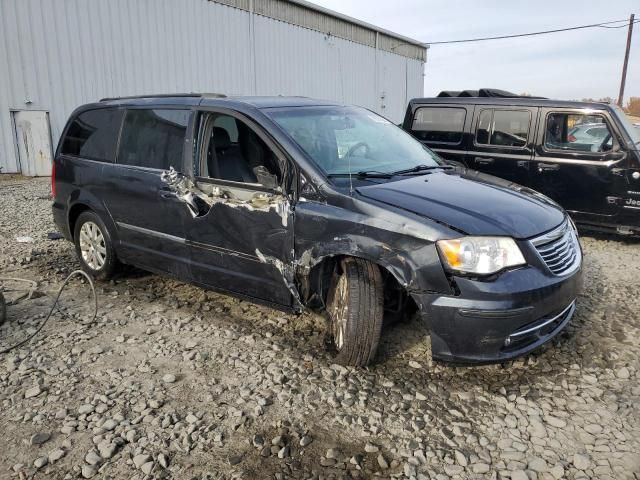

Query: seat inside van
left=202, top=114, right=281, bottom=185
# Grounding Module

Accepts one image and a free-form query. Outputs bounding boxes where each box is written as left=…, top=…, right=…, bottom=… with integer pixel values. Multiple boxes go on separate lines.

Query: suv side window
left=411, top=107, right=466, bottom=144
left=199, top=113, right=282, bottom=186
left=475, top=109, right=530, bottom=148
left=61, top=108, right=123, bottom=161
left=118, top=109, right=190, bottom=169
left=545, top=113, right=614, bottom=153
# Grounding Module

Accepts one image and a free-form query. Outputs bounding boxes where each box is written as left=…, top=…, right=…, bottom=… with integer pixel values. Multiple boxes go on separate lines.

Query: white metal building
left=0, top=0, right=427, bottom=175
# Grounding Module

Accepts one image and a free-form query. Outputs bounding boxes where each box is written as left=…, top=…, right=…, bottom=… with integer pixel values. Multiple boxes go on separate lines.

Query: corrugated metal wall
left=0, top=0, right=425, bottom=174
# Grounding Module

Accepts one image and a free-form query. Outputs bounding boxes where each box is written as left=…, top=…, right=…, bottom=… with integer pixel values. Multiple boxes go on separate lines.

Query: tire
left=73, top=211, right=118, bottom=280
left=326, top=257, right=384, bottom=367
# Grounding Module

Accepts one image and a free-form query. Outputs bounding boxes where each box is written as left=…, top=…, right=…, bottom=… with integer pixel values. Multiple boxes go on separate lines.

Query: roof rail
left=99, top=93, right=227, bottom=102
left=436, top=89, right=547, bottom=99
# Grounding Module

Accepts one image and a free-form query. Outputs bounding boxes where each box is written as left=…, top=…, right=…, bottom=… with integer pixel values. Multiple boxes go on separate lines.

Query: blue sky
left=313, top=0, right=638, bottom=103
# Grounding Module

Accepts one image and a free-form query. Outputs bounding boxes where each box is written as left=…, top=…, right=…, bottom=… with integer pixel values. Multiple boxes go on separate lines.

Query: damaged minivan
left=52, top=94, right=582, bottom=366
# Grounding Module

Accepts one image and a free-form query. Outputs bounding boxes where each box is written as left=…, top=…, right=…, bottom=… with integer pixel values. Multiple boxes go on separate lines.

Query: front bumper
left=412, top=262, right=583, bottom=364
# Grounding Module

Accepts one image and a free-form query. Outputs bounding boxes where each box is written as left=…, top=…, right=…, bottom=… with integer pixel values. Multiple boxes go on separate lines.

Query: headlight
left=436, top=237, right=526, bottom=275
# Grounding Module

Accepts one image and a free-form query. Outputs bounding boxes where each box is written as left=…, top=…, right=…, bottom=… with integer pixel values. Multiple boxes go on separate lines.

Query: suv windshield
left=612, top=106, right=640, bottom=145
left=267, top=106, right=440, bottom=175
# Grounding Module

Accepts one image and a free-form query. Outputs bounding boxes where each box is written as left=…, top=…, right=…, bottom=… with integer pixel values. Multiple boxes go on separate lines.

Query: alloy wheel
left=79, top=221, right=107, bottom=270
left=330, top=273, right=349, bottom=351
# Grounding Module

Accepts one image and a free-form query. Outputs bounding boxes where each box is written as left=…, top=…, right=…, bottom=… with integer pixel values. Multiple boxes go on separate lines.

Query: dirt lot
left=0, top=177, right=638, bottom=480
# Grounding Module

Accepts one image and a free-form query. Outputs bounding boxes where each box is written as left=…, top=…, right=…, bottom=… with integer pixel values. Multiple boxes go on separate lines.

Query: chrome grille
left=532, top=220, right=581, bottom=275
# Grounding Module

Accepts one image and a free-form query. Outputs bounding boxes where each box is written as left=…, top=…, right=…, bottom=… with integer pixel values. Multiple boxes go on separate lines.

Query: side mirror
left=253, top=166, right=279, bottom=190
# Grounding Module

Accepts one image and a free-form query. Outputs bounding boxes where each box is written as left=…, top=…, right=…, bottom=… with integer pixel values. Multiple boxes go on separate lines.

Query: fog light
left=504, top=337, right=512, bottom=347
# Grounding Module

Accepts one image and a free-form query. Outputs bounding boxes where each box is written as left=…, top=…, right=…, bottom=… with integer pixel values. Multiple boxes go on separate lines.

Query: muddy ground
left=0, top=177, right=638, bottom=480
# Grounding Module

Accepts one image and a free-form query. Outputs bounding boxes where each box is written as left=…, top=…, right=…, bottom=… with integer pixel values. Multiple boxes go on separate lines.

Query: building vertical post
left=617, top=13, right=635, bottom=107
left=374, top=31, right=380, bottom=113
left=249, top=0, right=257, bottom=95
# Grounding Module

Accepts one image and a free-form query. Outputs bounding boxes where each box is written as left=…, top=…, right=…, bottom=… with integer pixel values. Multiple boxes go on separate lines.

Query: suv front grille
left=532, top=220, right=581, bottom=275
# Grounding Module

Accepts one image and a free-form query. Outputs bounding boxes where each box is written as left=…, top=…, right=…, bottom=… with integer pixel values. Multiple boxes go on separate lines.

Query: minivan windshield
left=267, top=106, right=441, bottom=176
left=612, top=106, right=640, bottom=145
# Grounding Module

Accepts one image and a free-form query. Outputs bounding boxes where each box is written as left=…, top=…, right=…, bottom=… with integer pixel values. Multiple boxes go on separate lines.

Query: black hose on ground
left=0, top=270, right=98, bottom=355
left=0, top=291, right=5, bottom=325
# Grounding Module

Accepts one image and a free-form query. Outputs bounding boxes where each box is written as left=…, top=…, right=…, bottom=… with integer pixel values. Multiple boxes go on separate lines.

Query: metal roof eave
left=287, top=0, right=427, bottom=50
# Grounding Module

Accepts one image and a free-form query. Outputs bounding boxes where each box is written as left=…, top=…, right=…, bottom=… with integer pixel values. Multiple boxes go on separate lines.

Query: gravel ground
left=0, top=177, right=639, bottom=480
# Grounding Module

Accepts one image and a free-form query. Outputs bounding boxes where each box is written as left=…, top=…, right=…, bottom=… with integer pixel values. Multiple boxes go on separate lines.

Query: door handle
left=474, top=157, right=494, bottom=165
left=537, top=163, right=559, bottom=172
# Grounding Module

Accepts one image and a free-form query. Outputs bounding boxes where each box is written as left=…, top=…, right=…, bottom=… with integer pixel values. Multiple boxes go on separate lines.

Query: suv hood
left=357, top=170, right=565, bottom=239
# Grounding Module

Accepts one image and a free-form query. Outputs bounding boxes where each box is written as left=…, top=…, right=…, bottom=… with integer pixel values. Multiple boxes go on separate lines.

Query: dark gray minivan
left=53, top=94, right=582, bottom=366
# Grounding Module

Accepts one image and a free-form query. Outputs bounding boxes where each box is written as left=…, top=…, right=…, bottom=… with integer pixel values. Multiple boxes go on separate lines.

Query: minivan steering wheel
left=345, top=142, right=370, bottom=158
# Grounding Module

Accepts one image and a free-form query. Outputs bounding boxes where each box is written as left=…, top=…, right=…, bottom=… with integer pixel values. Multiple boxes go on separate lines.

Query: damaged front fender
left=292, top=198, right=455, bottom=307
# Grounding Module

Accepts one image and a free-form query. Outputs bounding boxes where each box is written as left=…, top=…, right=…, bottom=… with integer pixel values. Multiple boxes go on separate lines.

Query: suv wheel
left=73, top=211, right=118, bottom=280
left=327, top=257, right=384, bottom=366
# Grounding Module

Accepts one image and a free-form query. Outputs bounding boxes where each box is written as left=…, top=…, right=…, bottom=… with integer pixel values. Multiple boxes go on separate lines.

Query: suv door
left=531, top=108, right=627, bottom=219
left=182, top=109, right=295, bottom=307
left=469, top=107, right=536, bottom=186
left=405, top=104, right=471, bottom=167
left=104, top=107, right=195, bottom=274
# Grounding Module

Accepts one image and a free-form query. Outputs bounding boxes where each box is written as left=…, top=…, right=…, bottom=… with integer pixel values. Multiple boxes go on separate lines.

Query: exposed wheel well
left=303, top=255, right=417, bottom=322
left=68, top=204, right=92, bottom=240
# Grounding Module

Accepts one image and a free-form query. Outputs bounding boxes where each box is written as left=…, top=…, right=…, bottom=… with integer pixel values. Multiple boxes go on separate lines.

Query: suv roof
left=95, top=94, right=340, bottom=109
left=408, top=96, right=615, bottom=111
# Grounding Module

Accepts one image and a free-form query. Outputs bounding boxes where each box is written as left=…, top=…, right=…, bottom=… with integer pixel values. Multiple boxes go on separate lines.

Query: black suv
left=403, top=93, right=640, bottom=236
left=53, top=94, right=582, bottom=366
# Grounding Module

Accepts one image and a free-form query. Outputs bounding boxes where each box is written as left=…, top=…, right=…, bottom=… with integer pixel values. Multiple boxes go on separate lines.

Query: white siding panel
left=0, top=1, right=19, bottom=173
left=0, top=0, right=424, bottom=173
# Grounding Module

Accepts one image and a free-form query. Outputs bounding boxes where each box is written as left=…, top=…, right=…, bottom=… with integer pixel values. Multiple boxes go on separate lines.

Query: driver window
left=199, top=113, right=282, bottom=187
left=545, top=113, right=614, bottom=154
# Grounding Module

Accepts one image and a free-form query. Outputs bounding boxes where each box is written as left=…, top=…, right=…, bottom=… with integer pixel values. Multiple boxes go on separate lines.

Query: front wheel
left=326, top=258, right=384, bottom=367
left=73, top=211, right=118, bottom=280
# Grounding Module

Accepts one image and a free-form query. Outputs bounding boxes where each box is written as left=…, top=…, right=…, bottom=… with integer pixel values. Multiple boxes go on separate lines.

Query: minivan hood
left=357, top=170, right=565, bottom=239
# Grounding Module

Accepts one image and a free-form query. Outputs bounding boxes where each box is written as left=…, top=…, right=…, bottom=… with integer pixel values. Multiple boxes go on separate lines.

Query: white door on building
left=12, top=110, right=53, bottom=176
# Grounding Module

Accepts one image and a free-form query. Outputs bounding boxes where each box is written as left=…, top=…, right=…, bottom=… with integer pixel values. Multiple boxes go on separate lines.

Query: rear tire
left=326, top=257, right=384, bottom=367
left=73, top=211, right=118, bottom=280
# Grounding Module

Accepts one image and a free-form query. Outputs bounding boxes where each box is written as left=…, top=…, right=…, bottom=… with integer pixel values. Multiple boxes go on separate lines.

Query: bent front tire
left=73, top=211, right=118, bottom=281
left=327, top=257, right=384, bottom=367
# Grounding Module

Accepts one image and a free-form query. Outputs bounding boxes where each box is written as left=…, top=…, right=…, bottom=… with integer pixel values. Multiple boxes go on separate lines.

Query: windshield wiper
left=327, top=165, right=452, bottom=179
left=327, top=171, right=392, bottom=178
left=390, top=164, right=453, bottom=176
left=356, top=170, right=393, bottom=178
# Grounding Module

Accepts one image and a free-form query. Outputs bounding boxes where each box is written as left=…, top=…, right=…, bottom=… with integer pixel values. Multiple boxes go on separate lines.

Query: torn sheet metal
left=163, top=166, right=296, bottom=308
left=161, top=167, right=290, bottom=226
left=255, top=248, right=302, bottom=308
left=160, top=167, right=212, bottom=218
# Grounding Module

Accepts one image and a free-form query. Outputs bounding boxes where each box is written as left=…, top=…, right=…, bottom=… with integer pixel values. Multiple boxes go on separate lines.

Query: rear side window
left=118, top=109, right=190, bottom=169
left=545, top=113, right=614, bottom=153
left=411, top=107, right=466, bottom=144
left=475, top=109, right=530, bottom=148
left=61, top=108, right=123, bottom=161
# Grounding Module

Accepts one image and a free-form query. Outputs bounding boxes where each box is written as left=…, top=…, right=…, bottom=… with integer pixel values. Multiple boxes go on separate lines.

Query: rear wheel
left=326, top=257, right=384, bottom=366
left=73, top=211, right=118, bottom=280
